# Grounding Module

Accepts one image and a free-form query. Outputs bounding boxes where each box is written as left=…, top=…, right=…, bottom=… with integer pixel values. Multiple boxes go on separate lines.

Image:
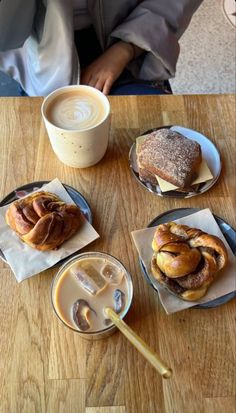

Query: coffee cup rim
left=41, top=85, right=110, bottom=132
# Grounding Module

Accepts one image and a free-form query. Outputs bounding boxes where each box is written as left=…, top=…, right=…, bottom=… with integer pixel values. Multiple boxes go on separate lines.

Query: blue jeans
left=109, top=70, right=172, bottom=95
left=110, top=84, right=171, bottom=95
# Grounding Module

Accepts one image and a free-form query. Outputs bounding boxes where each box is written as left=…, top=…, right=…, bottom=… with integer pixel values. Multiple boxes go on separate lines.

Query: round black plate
left=0, top=181, right=92, bottom=263
left=139, top=208, right=236, bottom=309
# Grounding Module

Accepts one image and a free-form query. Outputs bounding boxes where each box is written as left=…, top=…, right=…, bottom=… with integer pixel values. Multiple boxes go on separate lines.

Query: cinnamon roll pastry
left=151, top=222, right=228, bottom=301
left=6, top=191, right=81, bottom=251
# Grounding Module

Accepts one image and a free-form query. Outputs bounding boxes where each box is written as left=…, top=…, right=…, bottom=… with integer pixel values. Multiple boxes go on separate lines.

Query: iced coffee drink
left=51, top=252, right=133, bottom=338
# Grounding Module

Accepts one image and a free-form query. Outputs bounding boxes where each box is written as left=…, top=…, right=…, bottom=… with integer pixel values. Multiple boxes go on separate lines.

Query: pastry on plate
left=151, top=222, right=228, bottom=301
left=5, top=191, right=81, bottom=251
left=137, top=129, right=202, bottom=189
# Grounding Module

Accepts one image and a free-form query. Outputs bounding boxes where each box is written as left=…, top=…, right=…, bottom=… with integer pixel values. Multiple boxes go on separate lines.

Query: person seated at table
left=0, top=0, right=203, bottom=96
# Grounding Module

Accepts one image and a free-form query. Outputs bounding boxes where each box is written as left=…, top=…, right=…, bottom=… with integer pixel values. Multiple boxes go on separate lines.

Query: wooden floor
left=0, top=95, right=235, bottom=413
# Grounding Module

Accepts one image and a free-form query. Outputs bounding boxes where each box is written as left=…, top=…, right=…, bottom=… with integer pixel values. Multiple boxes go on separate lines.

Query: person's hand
left=80, top=41, right=136, bottom=95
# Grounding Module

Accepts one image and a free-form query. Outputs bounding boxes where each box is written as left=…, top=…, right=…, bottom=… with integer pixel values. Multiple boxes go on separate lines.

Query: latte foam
left=46, top=91, right=107, bottom=130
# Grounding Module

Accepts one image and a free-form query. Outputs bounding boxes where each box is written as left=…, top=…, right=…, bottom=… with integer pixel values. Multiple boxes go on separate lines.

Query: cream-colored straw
left=105, top=307, right=172, bottom=379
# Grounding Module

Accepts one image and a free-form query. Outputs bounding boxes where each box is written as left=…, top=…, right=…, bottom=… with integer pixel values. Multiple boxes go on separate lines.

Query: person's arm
left=81, top=40, right=143, bottom=95
left=0, top=0, right=36, bottom=51
left=81, top=0, right=203, bottom=93
left=110, top=0, right=204, bottom=80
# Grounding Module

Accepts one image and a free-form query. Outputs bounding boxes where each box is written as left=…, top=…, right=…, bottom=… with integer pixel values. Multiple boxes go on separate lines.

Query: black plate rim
left=0, top=180, right=92, bottom=224
left=0, top=180, right=93, bottom=265
left=147, top=207, right=235, bottom=232
left=139, top=207, right=236, bottom=309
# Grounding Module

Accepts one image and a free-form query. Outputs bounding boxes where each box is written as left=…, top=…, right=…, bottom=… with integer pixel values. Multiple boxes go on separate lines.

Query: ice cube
left=101, top=263, right=123, bottom=284
left=80, top=262, right=106, bottom=290
left=72, top=266, right=102, bottom=295
left=72, top=299, right=96, bottom=331
left=103, top=318, right=112, bottom=327
left=113, top=289, right=125, bottom=313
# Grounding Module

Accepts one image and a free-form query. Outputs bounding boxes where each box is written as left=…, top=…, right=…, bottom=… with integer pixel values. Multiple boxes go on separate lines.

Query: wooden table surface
left=0, top=94, right=235, bottom=413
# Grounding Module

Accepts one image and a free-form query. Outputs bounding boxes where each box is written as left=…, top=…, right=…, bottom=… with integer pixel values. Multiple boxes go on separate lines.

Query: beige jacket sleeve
left=0, top=0, right=36, bottom=51
left=110, top=0, right=203, bottom=80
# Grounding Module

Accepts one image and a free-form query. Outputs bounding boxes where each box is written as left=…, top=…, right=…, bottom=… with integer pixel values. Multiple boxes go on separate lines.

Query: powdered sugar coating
left=138, top=129, right=202, bottom=188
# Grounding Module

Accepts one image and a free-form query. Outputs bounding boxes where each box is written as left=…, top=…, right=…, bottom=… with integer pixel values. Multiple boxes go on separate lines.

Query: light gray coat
left=0, top=0, right=203, bottom=95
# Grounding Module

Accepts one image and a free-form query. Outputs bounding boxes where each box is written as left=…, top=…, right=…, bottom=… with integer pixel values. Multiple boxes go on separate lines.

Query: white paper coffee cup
left=41, top=85, right=110, bottom=168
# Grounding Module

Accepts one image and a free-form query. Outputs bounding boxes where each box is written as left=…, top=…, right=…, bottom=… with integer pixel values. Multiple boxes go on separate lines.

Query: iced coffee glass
left=51, top=252, right=133, bottom=339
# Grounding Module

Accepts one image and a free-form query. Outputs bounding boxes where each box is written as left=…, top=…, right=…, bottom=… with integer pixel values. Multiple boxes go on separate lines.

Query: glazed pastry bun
left=5, top=191, right=81, bottom=251
left=151, top=222, right=228, bottom=301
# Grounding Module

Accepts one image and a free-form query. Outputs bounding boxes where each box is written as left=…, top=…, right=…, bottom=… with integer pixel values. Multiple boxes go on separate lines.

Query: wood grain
left=46, top=379, right=85, bottom=413
left=203, top=397, right=236, bottom=413
left=86, top=407, right=126, bottom=413
left=0, top=95, right=235, bottom=413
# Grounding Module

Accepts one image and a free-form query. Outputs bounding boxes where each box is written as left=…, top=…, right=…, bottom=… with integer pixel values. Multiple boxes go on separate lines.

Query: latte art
left=46, top=91, right=107, bottom=130
left=42, top=85, right=110, bottom=168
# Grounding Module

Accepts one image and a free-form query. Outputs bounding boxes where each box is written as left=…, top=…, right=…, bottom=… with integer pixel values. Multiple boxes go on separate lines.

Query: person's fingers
left=94, top=78, right=105, bottom=92
left=87, top=76, right=99, bottom=88
left=80, top=72, right=91, bottom=85
left=80, top=66, right=95, bottom=85
left=103, top=77, right=113, bottom=95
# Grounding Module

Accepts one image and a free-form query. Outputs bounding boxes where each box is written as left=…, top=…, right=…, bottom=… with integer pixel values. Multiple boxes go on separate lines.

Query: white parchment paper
left=131, top=209, right=236, bottom=314
left=0, top=178, right=99, bottom=282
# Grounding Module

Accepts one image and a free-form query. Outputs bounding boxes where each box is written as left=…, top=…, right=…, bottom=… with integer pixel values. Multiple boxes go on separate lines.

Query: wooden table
left=0, top=95, right=235, bottom=413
